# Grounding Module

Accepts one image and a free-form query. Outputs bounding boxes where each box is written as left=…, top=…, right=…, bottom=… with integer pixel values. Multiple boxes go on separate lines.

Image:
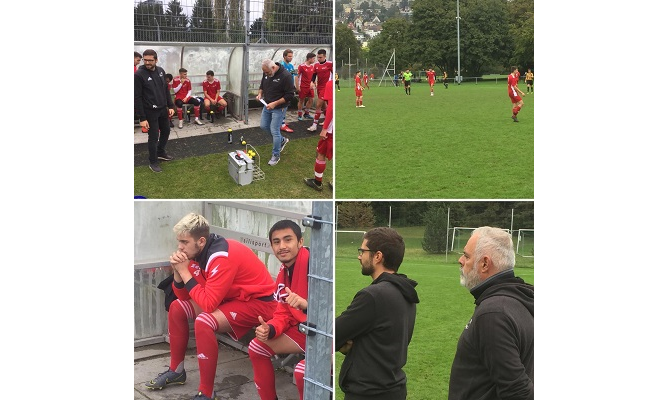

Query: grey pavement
left=134, top=338, right=302, bottom=400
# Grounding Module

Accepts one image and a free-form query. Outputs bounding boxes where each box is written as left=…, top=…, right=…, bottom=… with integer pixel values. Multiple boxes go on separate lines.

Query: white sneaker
left=307, top=125, right=317, bottom=132
left=268, top=155, right=280, bottom=166
left=358, top=105, right=365, bottom=108
left=431, top=93, right=434, bottom=96
left=178, top=120, right=183, bottom=129
left=194, top=118, right=203, bottom=125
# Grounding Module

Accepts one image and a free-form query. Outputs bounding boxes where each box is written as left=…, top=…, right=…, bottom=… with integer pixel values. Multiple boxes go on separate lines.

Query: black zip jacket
left=449, top=270, right=534, bottom=400
left=336, top=272, right=420, bottom=399
left=134, top=64, right=174, bottom=121
left=259, top=64, right=295, bottom=105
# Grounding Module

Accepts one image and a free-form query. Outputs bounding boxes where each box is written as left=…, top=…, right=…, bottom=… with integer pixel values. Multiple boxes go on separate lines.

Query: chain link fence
left=134, top=0, right=332, bottom=44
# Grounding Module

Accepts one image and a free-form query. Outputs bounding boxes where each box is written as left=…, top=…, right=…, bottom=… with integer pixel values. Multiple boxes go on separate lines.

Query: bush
left=421, top=204, right=449, bottom=253
left=336, top=202, right=376, bottom=229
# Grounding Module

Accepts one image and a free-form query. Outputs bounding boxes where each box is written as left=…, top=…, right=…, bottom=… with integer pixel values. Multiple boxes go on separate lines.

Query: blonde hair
left=173, top=213, right=210, bottom=240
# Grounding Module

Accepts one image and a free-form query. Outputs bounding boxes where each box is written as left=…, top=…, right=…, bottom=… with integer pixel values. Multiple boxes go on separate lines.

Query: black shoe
left=158, top=152, right=174, bottom=161
left=169, top=120, right=175, bottom=128
left=149, top=163, right=162, bottom=173
left=304, top=178, right=323, bottom=191
left=511, top=115, right=518, bottom=122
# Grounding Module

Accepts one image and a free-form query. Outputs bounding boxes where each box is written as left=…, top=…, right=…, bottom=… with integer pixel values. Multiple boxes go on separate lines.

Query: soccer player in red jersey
left=202, top=70, right=227, bottom=120
left=304, top=79, right=334, bottom=191
left=362, top=72, right=370, bottom=89
left=354, top=70, right=365, bottom=108
left=426, top=68, right=437, bottom=96
left=249, top=220, right=311, bottom=400
left=297, top=52, right=316, bottom=121
left=307, top=49, right=333, bottom=132
left=508, top=66, right=525, bottom=122
left=134, top=51, right=141, bottom=73
left=145, top=213, right=277, bottom=400
left=173, top=68, right=204, bottom=128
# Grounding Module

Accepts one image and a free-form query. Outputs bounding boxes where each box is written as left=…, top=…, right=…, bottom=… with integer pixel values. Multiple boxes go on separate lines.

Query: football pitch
left=334, top=228, right=534, bottom=399
left=334, top=81, right=534, bottom=199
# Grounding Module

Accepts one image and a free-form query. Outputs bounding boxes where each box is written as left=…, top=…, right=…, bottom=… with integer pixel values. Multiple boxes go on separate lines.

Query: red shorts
left=509, top=93, right=522, bottom=103
left=299, top=88, right=314, bottom=99
left=355, top=89, right=363, bottom=97
left=280, top=325, right=307, bottom=351
left=218, top=298, right=277, bottom=341
left=428, top=80, right=435, bottom=86
left=316, top=86, right=327, bottom=99
left=317, top=135, right=333, bottom=160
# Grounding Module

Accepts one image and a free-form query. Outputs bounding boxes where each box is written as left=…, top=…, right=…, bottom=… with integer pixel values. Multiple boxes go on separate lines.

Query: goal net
left=516, top=229, right=534, bottom=258
left=450, top=227, right=511, bottom=253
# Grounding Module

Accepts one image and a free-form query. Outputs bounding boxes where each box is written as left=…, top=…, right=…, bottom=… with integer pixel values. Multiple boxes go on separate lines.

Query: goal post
left=378, top=49, right=397, bottom=87
left=450, top=227, right=511, bottom=253
left=516, top=229, right=534, bottom=258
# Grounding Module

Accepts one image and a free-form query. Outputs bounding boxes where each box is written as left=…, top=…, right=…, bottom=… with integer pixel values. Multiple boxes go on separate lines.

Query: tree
left=508, top=0, right=534, bottom=69
left=134, top=0, right=165, bottom=42
left=335, top=23, right=361, bottom=69
left=407, top=0, right=456, bottom=73
left=190, top=0, right=215, bottom=42
left=458, top=0, right=512, bottom=76
left=336, top=202, right=376, bottom=229
left=249, top=18, right=265, bottom=42
left=422, top=203, right=450, bottom=253
left=367, top=18, right=411, bottom=70
left=163, top=0, right=188, bottom=42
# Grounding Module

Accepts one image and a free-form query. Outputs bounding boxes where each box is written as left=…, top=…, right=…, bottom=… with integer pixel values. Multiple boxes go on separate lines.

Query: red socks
left=194, top=313, right=220, bottom=398
left=248, top=339, right=278, bottom=400
left=294, top=359, right=305, bottom=400
left=314, top=159, right=326, bottom=183
left=168, top=299, right=195, bottom=372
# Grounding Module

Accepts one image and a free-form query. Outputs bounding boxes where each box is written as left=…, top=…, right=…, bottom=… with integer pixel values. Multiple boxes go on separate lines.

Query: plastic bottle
left=227, top=128, right=233, bottom=144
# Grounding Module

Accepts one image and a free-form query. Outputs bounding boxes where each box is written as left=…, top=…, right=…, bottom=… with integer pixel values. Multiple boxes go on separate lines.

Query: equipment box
left=227, top=150, right=254, bottom=186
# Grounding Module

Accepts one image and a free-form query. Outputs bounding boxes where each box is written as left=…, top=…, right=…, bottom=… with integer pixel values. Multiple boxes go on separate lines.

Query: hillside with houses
left=336, top=0, right=412, bottom=46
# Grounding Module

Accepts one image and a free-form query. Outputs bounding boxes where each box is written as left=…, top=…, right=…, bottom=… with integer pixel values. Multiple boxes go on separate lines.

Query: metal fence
left=134, top=0, right=332, bottom=45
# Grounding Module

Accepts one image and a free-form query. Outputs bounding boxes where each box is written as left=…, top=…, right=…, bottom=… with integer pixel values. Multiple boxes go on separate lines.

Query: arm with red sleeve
left=173, top=255, right=239, bottom=313
left=267, top=247, right=310, bottom=338
left=322, top=80, right=334, bottom=131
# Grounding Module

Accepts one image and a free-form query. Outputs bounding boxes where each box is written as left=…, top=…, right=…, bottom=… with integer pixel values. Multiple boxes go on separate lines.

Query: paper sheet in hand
left=260, top=98, right=268, bottom=106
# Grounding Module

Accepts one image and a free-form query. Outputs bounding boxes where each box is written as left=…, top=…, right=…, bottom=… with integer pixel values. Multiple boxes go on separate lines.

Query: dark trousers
left=146, top=107, right=171, bottom=164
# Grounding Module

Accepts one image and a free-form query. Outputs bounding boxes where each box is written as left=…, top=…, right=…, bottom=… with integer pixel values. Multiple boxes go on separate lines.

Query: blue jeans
left=260, top=106, right=287, bottom=157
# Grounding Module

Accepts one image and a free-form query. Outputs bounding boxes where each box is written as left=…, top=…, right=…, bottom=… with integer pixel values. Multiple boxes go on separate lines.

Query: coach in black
left=450, top=226, right=534, bottom=400
left=336, top=227, right=420, bottom=400
left=256, top=59, right=295, bottom=167
left=134, top=49, right=176, bottom=173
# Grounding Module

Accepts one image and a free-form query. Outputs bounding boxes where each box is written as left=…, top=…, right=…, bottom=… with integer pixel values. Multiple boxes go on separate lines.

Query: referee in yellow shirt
left=525, top=69, right=534, bottom=94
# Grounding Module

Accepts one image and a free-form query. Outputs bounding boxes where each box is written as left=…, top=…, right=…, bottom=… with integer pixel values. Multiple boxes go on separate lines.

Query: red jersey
left=268, top=247, right=310, bottom=337
left=172, top=77, right=192, bottom=101
left=508, top=72, right=519, bottom=96
left=426, top=70, right=436, bottom=82
left=355, top=75, right=362, bottom=91
left=297, top=63, right=315, bottom=89
left=363, top=74, right=369, bottom=84
left=313, top=60, right=333, bottom=90
left=203, top=78, right=221, bottom=99
left=322, top=80, right=334, bottom=132
left=173, top=235, right=275, bottom=313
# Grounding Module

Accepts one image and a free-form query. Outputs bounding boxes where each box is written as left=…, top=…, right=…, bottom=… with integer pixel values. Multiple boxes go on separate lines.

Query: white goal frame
left=516, top=229, right=534, bottom=258
left=450, top=227, right=510, bottom=253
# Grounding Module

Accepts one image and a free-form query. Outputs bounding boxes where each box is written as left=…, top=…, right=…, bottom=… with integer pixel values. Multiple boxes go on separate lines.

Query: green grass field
left=335, top=81, right=534, bottom=199
left=334, top=227, right=534, bottom=399
left=134, top=137, right=332, bottom=199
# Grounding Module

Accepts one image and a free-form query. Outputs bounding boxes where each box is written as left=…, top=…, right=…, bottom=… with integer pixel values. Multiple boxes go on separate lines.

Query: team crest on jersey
left=274, top=283, right=288, bottom=302
left=230, top=312, right=237, bottom=320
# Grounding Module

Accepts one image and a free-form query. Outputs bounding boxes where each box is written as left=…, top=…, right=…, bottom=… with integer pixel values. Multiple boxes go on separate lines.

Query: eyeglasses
left=143, top=59, right=156, bottom=62
left=358, top=248, right=375, bottom=256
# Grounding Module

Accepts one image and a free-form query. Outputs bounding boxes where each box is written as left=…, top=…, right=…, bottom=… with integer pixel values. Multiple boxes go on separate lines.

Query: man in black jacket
left=134, top=49, right=176, bottom=173
left=336, top=227, right=420, bottom=400
left=449, top=226, right=534, bottom=400
left=256, top=59, right=296, bottom=166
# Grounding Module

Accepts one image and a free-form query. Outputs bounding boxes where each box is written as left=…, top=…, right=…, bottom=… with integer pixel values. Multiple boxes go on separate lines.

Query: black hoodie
left=134, top=64, right=175, bottom=121
left=336, top=272, right=420, bottom=399
left=449, top=269, right=534, bottom=400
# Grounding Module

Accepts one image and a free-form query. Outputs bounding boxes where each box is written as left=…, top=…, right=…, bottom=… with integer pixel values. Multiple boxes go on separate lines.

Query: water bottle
left=227, top=128, right=233, bottom=144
